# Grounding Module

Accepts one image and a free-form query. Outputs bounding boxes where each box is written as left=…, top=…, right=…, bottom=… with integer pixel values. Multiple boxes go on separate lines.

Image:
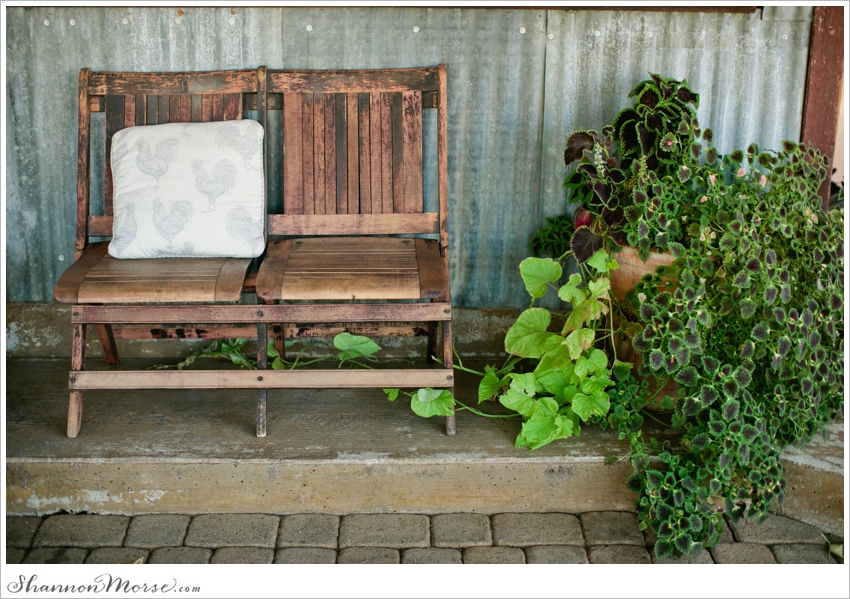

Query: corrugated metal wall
left=5, top=7, right=813, bottom=308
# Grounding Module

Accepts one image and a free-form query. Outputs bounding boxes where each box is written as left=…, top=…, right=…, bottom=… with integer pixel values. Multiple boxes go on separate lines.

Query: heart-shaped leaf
left=565, top=328, right=596, bottom=360
left=586, top=249, right=613, bottom=273
left=334, top=332, right=381, bottom=360
left=558, top=273, right=586, bottom=304
left=519, top=257, right=562, bottom=298
left=504, top=308, right=562, bottom=358
left=499, top=389, right=539, bottom=419
left=571, top=389, right=611, bottom=422
left=411, top=388, right=455, bottom=418
left=478, top=371, right=508, bottom=403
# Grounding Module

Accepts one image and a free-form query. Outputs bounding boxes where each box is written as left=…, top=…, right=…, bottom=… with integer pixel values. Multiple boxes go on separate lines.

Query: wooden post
left=67, top=323, right=86, bottom=438
left=257, top=322, right=268, bottom=437
left=800, top=6, right=844, bottom=210
left=76, top=69, right=91, bottom=261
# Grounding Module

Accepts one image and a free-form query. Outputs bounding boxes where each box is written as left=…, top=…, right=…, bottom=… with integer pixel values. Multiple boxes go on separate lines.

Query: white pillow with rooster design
left=108, top=119, right=265, bottom=259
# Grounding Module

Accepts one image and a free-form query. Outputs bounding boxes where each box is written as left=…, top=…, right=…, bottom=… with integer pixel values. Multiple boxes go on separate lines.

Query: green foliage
left=531, top=214, right=574, bottom=258
left=556, top=72, right=844, bottom=559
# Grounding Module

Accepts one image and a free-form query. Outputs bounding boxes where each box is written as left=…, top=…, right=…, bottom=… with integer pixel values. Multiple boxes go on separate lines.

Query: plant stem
left=455, top=400, right=521, bottom=418
left=432, top=355, right=486, bottom=377
left=641, top=409, right=670, bottom=427
left=608, top=293, right=618, bottom=362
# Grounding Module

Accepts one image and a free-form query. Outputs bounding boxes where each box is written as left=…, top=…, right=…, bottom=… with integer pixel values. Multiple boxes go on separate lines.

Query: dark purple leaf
left=638, top=124, right=654, bottom=154
left=638, top=87, right=660, bottom=109
left=676, top=86, right=698, bottom=105
left=564, top=131, right=595, bottom=165
left=608, top=168, right=627, bottom=184
left=571, top=226, right=603, bottom=264
left=593, top=181, right=612, bottom=205
left=577, top=163, right=599, bottom=180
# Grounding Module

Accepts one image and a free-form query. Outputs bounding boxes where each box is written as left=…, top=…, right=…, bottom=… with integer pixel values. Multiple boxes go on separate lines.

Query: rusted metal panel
left=6, top=7, right=816, bottom=309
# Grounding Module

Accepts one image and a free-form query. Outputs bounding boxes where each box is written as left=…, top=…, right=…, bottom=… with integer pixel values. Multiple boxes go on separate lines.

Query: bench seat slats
left=256, top=237, right=445, bottom=301
left=54, top=243, right=250, bottom=304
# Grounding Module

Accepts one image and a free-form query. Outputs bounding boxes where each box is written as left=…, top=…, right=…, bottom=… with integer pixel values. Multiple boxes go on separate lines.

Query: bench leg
left=257, top=322, right=268, bottom=438
left=96, top=324, right=118, bottom=366
left=67, top=323, right=86, bottom=438
left=442, top=320, right=456, bottom=436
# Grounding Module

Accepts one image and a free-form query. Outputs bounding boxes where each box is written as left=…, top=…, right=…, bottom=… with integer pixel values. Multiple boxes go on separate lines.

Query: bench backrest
left=265, top=66, right=449, bottom=253
left=76, top=68, right=266, bottom=260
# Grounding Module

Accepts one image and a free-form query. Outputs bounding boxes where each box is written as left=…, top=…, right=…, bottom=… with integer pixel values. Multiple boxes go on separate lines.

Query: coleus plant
left=545, top=72, right=845, bottom=558
left=621, top=140, right=844, bottom=558
left=562, top=73, right=706, bottom=261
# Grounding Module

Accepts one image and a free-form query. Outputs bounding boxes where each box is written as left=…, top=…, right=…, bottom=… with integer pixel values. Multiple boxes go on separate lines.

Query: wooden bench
left=255, top=65, right=455, bottom=436
left=54, top=67, right=270, bottom=437
left=54, top=65, right=454, bottom=438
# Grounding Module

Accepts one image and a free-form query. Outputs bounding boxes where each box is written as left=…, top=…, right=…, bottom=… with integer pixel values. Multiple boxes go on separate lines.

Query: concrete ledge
left=4, top=359, right=843, bottom=535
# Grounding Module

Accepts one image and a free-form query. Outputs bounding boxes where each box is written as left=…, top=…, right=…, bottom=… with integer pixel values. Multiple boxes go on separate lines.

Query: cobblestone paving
left=5, top=512, right=843, bottom=564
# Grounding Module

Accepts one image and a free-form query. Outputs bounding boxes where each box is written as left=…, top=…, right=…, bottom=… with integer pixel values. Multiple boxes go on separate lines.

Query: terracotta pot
left=610, top=245, right=676, bottom=303
left=610, top=245, right=679, bottom=409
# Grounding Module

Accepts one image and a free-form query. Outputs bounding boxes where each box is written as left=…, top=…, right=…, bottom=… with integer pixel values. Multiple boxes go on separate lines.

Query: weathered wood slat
left=173, top=94, right=191, bottom=122
left=437, top=63, right=451, bottom=290
left=123, top=95, right=136, bottom=128
left=211, top=94, right=223, bottom=121
left=88, top=71, right=258, bottom=96
left=134, top=94, right=146, bottom=125
left=414, top=238, right=446, bottom=299
left=214, top=258, right=252, bottom=301
left=346, top=93, right=360, bottom=214
left=302, top=94, right=315, bottom=214
left=283, top=93, right=304, bottom=215
left=72, top=302, right=452, bottom=324
left=268, top=68, right=440, bottom=94
left=158, top=94, right=170, bottom=123
left=69, top=369, right=453, bottom=390
left=87, top=216, right=112, bottom=236
left=201, top=95, right=213, bottom=122
left=76, top=69, right=91, bottom=260
left=146, top=94, right=158, bottom=125
left=104, top=94, right=125, bottom=216
left=368, top=93, right=383, bottom=213
left=402, top=91, right=424, bottom=213
left=391, top=92, right=404, bottom=213
left=358, top=93, right=372, bottom=213
left=277, top=240, right=421, bottom=300
left=379, top=92, right=394, bottom=214
left=191, top=94, right=203, bottom=122
left=255, top=241, right=291, bottom=301
left=222, top=93, right=242, bottom=121
left=324, top=94, right=337, bottom=215
left=313, top=93, right=326, bottom=214
left=54, top=243, right=110, bottom=303
left=334, top=93, right=348, bottom=214
left=89, top=96, right=104, bottom=112
left=268, top=213, right=439, bottom=236
left=63, top=250, right=250, bottom=304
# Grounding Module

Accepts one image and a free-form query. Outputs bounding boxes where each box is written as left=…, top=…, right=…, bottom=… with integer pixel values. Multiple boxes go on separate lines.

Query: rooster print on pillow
left=108, top=119, right=265, bottom=259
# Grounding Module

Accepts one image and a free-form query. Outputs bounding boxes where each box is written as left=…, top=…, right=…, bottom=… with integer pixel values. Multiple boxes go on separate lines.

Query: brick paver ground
left=6, top=511, right=842, bottom=565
